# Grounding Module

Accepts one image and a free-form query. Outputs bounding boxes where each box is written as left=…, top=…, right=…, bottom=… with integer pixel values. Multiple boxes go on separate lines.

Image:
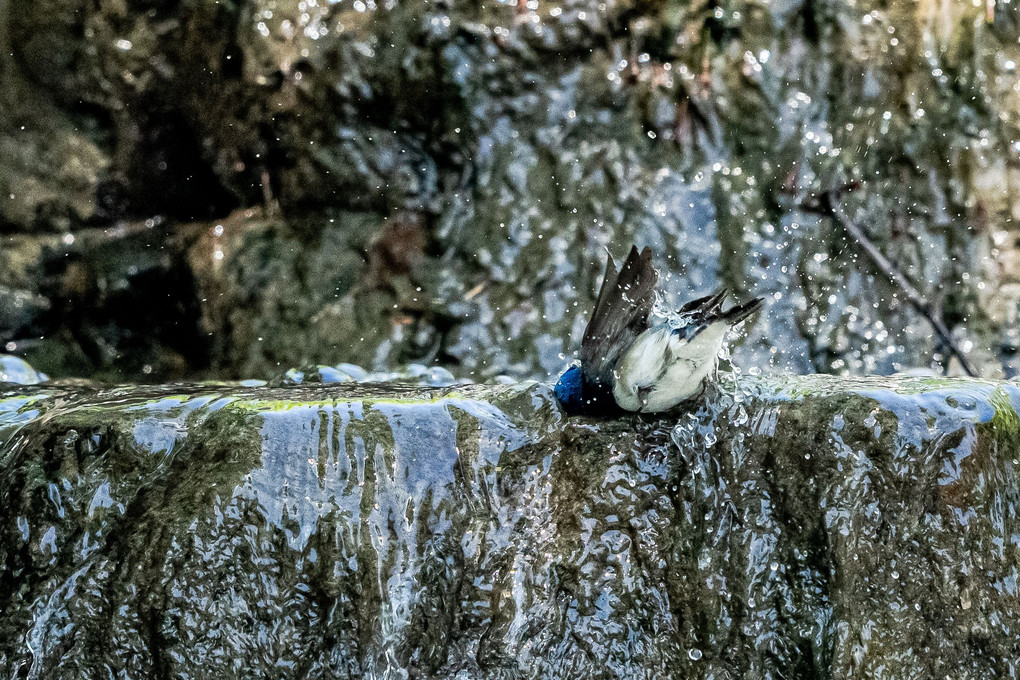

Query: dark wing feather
left=592, top=251, right=620, bottom=318
left=581, top=246, right=658, bottom=389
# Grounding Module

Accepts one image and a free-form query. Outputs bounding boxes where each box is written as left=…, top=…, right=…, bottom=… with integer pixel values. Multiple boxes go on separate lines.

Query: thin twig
left=821, top=191, right=978, bottom=377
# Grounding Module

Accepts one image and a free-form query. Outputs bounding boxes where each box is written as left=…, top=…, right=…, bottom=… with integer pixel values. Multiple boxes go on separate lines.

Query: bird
left=554, top=245, right=763, bottom=415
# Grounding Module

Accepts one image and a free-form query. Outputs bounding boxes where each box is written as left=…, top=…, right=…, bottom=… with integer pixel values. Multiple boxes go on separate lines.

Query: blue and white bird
left=554, top=246, right=763, bottom=415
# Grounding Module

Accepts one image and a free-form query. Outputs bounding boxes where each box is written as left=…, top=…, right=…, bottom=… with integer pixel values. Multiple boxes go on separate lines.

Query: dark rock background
left=2, top=0, right=1020, bottom=382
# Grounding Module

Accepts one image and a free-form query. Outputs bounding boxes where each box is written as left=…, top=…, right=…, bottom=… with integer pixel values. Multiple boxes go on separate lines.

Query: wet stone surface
left=1, top=375, right=1018, bottom=678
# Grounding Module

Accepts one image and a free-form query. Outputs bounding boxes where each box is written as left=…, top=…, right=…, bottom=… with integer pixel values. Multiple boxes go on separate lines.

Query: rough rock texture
left=3, top=1, right=1020, bottom=382
left=2, top=375, right=1019, bottom=678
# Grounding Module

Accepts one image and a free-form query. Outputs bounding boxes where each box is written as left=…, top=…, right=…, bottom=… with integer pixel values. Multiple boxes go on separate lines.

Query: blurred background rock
left=1, top=0, right=1019, bottom=383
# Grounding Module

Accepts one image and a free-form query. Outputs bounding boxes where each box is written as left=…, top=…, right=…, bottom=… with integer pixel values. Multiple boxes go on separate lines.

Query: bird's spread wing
left=581, top=246, right=658, bottom=389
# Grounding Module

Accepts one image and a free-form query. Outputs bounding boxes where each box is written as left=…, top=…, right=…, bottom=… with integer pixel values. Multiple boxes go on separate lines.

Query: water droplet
left=688, top=648, right=703, bottom=661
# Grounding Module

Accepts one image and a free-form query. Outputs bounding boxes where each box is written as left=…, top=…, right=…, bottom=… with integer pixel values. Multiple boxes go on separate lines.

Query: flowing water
left=2, top=366, right=1019, bottom=678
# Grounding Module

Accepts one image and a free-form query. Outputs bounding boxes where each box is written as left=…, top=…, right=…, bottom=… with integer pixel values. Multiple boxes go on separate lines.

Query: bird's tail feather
left=678, top=288, right=728, bottom=315
left=720, top=296, right=764, bottom=326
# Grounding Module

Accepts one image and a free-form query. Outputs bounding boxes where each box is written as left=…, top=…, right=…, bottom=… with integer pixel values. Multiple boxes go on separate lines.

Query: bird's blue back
left=554, top=365, right=619, bottom=416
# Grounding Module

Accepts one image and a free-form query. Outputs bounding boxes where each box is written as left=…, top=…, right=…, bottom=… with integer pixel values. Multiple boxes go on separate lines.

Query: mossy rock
left=1, top=374, right=1018, bottom=678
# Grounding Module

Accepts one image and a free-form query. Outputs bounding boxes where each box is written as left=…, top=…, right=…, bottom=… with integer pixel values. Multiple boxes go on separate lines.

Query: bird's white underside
left=612, top=322, right=729, bottom=412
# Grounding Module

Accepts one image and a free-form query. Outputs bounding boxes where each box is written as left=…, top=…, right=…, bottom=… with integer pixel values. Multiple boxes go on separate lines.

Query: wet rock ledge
left=1, top=375, right=1019, bottom=678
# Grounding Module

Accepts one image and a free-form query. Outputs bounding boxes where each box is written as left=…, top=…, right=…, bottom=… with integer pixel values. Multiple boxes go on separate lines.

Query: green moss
left=989, top=385, right=1020, bottom=435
